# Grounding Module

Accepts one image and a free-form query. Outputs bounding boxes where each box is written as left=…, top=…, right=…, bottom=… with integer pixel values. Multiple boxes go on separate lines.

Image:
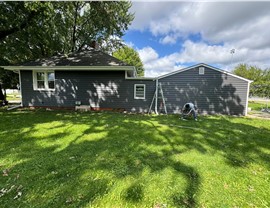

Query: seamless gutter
left=2, top=66, right=135, bottom=71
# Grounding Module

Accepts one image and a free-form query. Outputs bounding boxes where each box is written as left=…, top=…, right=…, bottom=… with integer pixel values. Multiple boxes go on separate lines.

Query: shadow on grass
left=0, top=109, right=269, bottom=207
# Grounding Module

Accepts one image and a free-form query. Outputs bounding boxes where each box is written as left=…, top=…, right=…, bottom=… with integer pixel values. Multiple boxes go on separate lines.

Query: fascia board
left=157, top=63, right=253, bottom=83
left=1, top=66, right=135, bottom=71
left=126, top=77, right=155, bottom=81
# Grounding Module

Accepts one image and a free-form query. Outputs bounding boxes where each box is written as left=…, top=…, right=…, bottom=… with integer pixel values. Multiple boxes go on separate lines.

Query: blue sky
left=123, top=1, right=270, bottom=77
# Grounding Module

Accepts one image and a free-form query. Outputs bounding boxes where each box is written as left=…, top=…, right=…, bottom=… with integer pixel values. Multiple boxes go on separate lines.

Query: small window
left=199, top=67, right=205, bottom=75
left=134, top=84, right=145, bottom=99
left=33, top=71, right=55, bottom=90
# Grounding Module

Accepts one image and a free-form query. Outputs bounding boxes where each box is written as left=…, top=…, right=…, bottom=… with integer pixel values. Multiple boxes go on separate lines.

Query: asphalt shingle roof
left=22, top=49, right=130, bottom=67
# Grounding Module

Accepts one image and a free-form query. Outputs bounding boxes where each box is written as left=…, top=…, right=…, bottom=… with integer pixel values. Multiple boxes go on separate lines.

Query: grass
left=0, top=109, right=270, bottom=208
left=6, top=93, right=21, bottom=102
left=249, top=101, right=269, bottom=111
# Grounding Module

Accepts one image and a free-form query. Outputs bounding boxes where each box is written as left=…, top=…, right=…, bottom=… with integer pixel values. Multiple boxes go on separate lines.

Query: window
left=134, top=84, right=145, bottom=99
left=199, top=67, right=205, bottom=75
left=36, top=72, right=45, bottom=89
left=33, top=71, right=55, bottom=90
left=47, top=72, right=55, bottom=89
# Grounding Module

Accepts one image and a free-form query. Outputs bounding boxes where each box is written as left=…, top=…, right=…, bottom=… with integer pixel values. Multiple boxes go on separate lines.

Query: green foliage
left=0, top=1, right=134, bottom=93
left=0, top=111, right=270, bottom=207
left=233, top=64, right=270, bottom=98
left=0, top=68, right=18, bottom=101
left=113, top=46, right=144, bottom=77
left=232, top=64, right=263, bottom=81
left=0, top=1, right=134, bottom=65
left=0, top=69, right=18, bottom=89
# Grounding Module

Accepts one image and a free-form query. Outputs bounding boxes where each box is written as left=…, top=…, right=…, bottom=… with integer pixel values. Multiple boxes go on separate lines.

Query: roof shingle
left=22, top=49, right=130, bottom=67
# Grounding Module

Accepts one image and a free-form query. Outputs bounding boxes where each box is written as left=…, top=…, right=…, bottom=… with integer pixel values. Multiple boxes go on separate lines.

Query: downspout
left=155, top=79, right=158, bottom=114
left=133, top=66, right=138, bottom=77
left=18, top=70, right=23, bottom=107
left=245, top=81, right=252, bottom=116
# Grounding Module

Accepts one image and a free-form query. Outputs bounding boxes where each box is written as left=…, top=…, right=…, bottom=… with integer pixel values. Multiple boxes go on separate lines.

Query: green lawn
left=0, top=109, right=269, bottom=208
left=6, top=93, right=21, bottom=102
left=249, top=101, right=269, bottom=111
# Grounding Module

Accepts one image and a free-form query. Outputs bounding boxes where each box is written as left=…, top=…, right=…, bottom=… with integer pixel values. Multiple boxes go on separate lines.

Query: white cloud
left=159, top=35, right=178, bottom=45
left=138, top=47, right=182, bottom=77
left=137, top=47, right=159, bottom=63
left=132, top=2, right=270, bottom=47
left=130, top=2, right=270, bottom=49
left=138, top=42, right=270, bottom=77
left=130, top=2, right=270, bottom=77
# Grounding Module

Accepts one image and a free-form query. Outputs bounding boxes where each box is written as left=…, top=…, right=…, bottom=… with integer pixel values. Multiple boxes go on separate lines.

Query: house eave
left=126, top=77, right=155, bottom=81
left=157, top=63, right=253, bottom=83
left=1, top=66, right=135, bottom=72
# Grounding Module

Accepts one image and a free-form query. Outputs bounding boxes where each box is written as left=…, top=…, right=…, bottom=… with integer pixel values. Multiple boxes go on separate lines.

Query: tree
left=0, top=1, right=134, bottom=65
left=233, top=64, right=270, bottom=98
left=0, top=1, right=134, bottom=102
left=113, top=46, right=144, bottom=77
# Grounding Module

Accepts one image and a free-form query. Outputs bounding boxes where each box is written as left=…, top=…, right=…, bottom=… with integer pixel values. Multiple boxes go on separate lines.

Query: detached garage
left=156, top=63, right=252, bottom=116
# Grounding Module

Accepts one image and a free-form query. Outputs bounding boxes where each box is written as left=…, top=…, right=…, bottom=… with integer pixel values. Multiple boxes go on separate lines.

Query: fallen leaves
left=0, top=185, right=15, bottom=198
left=13, top=191, right=22, bottom=200
left=2, top=169, right=10, bottom=177
left=1, top=167, right=23, bottom=200
left=0, top=184, right=23, bottom=200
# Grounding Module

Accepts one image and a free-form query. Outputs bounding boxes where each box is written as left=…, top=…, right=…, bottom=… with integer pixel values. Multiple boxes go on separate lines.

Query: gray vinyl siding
left=20, top=70, right=155, bottom=112
left=158, top=66, right=249, bottom=115
left=20, top=66, right=249, bottom=115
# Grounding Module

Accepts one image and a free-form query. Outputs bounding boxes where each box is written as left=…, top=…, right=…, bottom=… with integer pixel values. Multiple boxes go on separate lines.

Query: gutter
left=1, top=66, right=135, bottom=71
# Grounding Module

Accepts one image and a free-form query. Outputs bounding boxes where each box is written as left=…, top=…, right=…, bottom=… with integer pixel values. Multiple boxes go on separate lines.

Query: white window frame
left=199, top=67, right=205, bottom=75
left=33, top=71, right=55, bottom=91
left=134, top=84, right=146, bottom=99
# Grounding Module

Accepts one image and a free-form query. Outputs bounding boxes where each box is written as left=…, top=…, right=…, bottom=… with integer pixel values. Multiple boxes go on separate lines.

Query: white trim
left=126, top=77, right=155, bottom=80
left=133, top=66, right=138, bottom=77
left=18, top=70, right=23, bottom=107
left=157, top=63, right=253, bottom=83
left=32, top=71, right=55, bottom=91
left=245, top=82, right=251, bottom=116
left=155, top=79, right=158, bottom=114
left=2, top=66, right=135, bottom=71
left=134, top=84, right=146, bottom=99
left=32, top=71, right=37, bottom=90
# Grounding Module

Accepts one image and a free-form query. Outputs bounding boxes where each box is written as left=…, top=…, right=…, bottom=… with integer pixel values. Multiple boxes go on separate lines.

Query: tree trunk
left=0, top=84, right=8, bottom=105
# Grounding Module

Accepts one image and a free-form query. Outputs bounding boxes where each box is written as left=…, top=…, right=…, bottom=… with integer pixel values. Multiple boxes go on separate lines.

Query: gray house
left=3, top=49, right=252, bottom=115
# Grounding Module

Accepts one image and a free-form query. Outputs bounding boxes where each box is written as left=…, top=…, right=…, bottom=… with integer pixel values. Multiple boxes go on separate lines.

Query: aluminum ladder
left=148, top=83, right=167, bottom=114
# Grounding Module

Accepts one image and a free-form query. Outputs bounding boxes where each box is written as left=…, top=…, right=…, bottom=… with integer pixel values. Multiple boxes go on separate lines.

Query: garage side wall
left=158, top=66, right=249, bottom=115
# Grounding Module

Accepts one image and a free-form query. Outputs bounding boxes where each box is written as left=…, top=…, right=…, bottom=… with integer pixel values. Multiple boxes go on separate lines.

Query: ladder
left=148, top=83, right=167, bottom=114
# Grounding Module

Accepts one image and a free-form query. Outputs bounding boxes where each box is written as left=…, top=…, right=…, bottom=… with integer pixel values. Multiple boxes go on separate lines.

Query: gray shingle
left=22, top=49, right=130, bottom=67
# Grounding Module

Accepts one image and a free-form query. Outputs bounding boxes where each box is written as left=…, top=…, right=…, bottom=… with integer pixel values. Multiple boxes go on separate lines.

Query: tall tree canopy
left=0, top=1, right=134, bottom=101
left=0, top=1, right=134, bottom=65
left=233, top=64, right=270, bottom=98
left=113, top=46, right=144, bottom=77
